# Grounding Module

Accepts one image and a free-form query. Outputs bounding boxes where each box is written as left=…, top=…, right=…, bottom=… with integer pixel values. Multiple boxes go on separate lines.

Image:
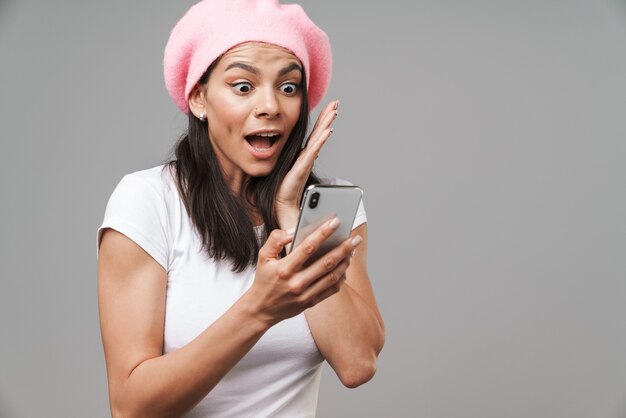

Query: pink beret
left=164, top=0, right=332, bottom=114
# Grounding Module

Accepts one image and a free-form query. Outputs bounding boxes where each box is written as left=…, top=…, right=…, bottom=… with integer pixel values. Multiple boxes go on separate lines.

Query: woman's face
left=190, top=42, right=303, bottom=189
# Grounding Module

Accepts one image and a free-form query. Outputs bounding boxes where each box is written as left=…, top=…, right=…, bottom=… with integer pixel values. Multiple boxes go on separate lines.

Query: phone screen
left=290, top=185, right=362, bottom=265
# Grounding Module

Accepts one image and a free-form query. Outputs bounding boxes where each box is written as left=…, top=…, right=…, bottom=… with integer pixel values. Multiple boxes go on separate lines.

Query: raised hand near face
left=274, top=100, right=340, bottom=231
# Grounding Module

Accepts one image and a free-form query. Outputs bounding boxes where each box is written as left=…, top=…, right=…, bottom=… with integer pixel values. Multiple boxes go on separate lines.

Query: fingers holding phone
left=250, top=217, right=361, bottom=326
left=286, top=218, right=362, bottom=307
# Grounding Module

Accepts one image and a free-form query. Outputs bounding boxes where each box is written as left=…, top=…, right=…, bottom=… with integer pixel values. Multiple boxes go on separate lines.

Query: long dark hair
left=163, top=60, right=319, bottom=272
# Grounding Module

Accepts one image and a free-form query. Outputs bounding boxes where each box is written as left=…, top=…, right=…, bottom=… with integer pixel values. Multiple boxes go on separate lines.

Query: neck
left=224, top=170, right=249, bottom=198
left=221, top=169, right=264, bottom=226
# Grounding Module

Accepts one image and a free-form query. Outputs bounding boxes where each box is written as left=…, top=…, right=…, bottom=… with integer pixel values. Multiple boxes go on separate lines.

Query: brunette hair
left=163, top=61, right=319, bottom=272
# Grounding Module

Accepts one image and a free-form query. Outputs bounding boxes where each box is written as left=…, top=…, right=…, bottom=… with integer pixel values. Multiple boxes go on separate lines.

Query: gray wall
left=1, top=0, right=625, bottom=417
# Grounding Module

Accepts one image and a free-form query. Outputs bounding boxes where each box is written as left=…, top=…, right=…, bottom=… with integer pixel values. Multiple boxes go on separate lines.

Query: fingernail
left=335, top=100, right=340, bottom=110
left=328, top=217, right=340, bottom=228
left=351, top=235, right=363, bottom=248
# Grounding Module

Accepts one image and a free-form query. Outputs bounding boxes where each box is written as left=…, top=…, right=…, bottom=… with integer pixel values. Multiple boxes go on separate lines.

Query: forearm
left=112, top=294, right=268, bottom=418
left=304, top=282, right=385, bottom=388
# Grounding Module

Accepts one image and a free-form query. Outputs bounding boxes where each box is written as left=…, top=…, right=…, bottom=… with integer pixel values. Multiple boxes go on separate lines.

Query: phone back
left=291, top=185, right=363, bottom=265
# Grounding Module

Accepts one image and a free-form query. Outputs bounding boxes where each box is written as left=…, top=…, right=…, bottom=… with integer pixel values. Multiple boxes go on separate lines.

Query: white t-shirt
left=96, top=164, right=367, bottom=417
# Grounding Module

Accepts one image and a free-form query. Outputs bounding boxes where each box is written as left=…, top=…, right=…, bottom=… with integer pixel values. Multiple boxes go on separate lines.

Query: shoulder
left=98, top=164, right=175, bottom=270
left=111, top=164, right=180, bottom=205
left=102, top=164, right=180, bottom=231
left=121, top=164, right=175, bottom=194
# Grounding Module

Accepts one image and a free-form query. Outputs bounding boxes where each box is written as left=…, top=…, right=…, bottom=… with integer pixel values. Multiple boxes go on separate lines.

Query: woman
left=97, top=0, right=385, bottom=416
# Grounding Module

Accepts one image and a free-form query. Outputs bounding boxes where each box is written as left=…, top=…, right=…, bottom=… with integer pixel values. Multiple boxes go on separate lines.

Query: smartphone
left=290, top=184, right=363, bottom=265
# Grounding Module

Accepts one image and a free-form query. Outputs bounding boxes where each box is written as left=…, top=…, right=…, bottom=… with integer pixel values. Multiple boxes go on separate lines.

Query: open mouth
left=244, top=132, right=281, bottom=151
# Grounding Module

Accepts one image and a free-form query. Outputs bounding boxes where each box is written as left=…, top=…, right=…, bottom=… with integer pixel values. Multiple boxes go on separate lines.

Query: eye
left=279, top=82, right=298, bottom=95
left=232, top=82, right=253, bottom=94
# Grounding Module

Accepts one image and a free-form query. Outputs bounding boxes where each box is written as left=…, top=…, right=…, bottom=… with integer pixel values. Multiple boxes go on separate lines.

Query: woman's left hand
left=275, top=100, right=339, bottom=230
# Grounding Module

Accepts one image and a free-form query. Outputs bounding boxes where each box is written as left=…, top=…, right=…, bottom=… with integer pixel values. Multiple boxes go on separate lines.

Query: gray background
left=1, top=0, right=625, bottom=417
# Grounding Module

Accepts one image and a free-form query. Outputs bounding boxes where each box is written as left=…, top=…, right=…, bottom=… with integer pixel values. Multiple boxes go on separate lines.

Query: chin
left=246, top=161, right=278, bottom=178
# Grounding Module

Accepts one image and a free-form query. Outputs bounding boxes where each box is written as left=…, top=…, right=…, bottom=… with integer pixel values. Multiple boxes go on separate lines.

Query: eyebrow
left=225, top=62, right=260, bottom=75
left=278, top=63, right=303, bottom=77
left=224, top=62, right=303, bottom=77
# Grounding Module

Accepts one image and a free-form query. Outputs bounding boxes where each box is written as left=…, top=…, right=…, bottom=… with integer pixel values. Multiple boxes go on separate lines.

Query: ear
left=188, top=84, right=207, bottom=118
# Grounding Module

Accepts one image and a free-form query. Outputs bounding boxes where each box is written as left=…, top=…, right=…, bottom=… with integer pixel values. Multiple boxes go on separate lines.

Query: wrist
left=237, top=288, right=277, bottom=330
left=275, top=206, right=300, bottom=232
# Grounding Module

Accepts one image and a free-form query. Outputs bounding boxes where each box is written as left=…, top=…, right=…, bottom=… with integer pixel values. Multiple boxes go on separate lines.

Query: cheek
left=207, top=94, right=249, bottom=135
left=284, top=98, right=303, bottom=126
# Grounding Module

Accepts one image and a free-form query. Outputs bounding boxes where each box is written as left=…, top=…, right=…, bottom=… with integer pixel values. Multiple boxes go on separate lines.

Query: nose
left=254, top=87, right=280, bottom=119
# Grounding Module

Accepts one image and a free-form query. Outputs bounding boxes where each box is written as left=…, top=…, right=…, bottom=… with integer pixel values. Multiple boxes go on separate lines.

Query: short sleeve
left=96, top=174, right=169, bottom=271
left=319, top=177, right=367, bottom=230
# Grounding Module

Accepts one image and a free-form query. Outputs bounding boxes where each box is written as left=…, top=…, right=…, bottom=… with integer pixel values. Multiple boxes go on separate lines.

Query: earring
left=199, top=111, right=206, bottom=122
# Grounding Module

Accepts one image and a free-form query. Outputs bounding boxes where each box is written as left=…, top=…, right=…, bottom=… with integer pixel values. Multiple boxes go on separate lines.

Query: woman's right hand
left=245, top=217, right=362, bottom=327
